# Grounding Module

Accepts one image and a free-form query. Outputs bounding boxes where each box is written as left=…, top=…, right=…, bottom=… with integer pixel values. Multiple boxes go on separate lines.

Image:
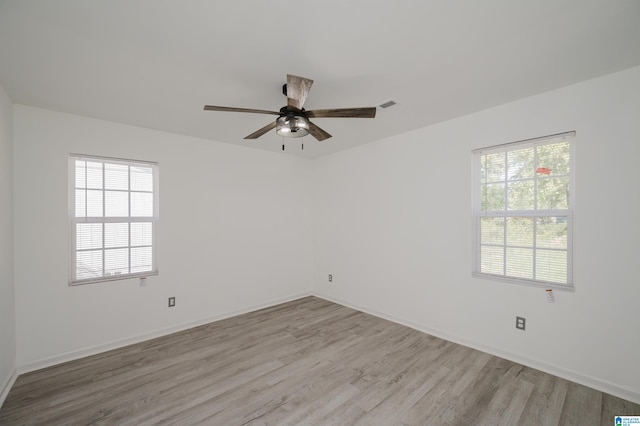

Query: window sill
left=69, top=271, right=158, bottom=286
left=472, top=272, right=574, bottom=292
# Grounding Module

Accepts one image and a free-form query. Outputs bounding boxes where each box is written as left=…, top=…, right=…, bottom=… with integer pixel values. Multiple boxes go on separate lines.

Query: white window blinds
left=70, top=155, right=158, bottom=284
left=472, top=132, right=574, bottom=289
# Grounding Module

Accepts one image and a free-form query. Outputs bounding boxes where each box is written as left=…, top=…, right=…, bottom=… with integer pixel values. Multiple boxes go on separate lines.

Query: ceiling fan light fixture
left=276, top=115, right=310, bottom=138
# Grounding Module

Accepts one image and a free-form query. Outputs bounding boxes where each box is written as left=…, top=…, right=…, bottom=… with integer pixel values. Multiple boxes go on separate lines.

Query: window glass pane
left=506, top=217, right=533, bottom=247
left=131, top=222, right=152, bottom=246
left=507, top=179, right=534, bottom=210
left=86, top=161, right=103, bottom=189
left=105, top=248, right=129, bottom=277
left=76, top=250, right=103, bottom=280
left=480, top=217, right=504, bottom=245
left=75, top=189, right=86, bottom=217
left=537, top=142, right=570, bottom=176
left=76, top=223, right=102, bottom=250
left=75, top=160, right=86, bottom=188
left=86, top=190, right=103, bottom=217
left=131, top=246, right=153, bottom=273
left=482, top=183, right=505, bottom=211
left=131, top=166, right=153, bottom=191
left=536, top=217, right=567, bottom=249
left=536, top=249, right=567, bottom=283
left=507, top=147, right=534, bottom=180
left=131, top=192, right=153, bottom=217
left=105, top=223, right=129, bottom=248
left=505, top=247, right=533, bottom=279
left=483, top=153, right=505, bottom=183
left=105, top=191, right=129, bottom=217
left=105, top=163, right=129, bottom=190
left=480, top=156, right=487, bottom=185
left=538, top=176, right=569, bottom=210
left=481, top=246, right=504, bottom=275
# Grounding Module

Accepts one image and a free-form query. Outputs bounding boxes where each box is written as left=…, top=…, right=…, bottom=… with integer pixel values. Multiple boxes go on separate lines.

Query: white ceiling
left=1, top=1, right=639, bottom=158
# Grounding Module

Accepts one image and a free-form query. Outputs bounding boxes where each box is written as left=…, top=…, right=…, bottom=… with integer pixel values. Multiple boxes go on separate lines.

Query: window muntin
left=472, top=132, right=574, bottom=289
left=70, top=155, right=158, bottom=284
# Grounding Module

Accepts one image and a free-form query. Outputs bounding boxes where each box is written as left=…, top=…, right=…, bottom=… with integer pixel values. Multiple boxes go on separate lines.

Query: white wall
left=313, top=66, right=640, bottom=403
left=0, top=82, right=16, bottom=403
left=13, top=106, right=313, bottom=369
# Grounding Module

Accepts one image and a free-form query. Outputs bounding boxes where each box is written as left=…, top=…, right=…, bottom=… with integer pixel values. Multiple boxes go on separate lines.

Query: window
left=472, top=132, right=574, bottom=290
left=70, top=155, right=158, bottom=285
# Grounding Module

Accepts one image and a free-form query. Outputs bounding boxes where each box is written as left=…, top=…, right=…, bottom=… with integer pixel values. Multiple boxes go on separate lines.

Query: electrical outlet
left=516, top=316, right=526, bottom=330
left=328, top=274, right=333, bottom=282
left=168, top=297, right=175, bottom=307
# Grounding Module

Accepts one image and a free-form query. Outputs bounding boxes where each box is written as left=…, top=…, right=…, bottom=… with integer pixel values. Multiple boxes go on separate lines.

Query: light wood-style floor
left=1, top=297, right=638, bottom=425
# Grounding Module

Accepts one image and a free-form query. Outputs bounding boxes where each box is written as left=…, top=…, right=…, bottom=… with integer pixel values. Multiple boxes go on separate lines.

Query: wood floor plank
left=353, top=363, right=451, bottom=425
left=472, top=365, right=536, bottom=425
left=1, top=296, right=639, bottom=425
left=601, top=393, right=640, bottom=424
left=559, top=382, right=603, bottom=426
left=517, top=373, right=570, bottom=426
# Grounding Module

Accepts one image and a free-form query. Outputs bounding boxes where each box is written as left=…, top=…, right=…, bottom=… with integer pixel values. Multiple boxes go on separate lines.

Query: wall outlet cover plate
left=516, top=316, right=526, bottom=330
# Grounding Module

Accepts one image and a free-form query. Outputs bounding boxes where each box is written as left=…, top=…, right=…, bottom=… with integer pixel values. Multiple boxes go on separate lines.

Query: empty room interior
left=1, top=1, right=640, bottom=424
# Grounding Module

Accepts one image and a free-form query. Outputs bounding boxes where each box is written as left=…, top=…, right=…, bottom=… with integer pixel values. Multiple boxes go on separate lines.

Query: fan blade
left=306, top=107, right=376, bottom=118
left=244, top=121, right=277, bottom=139
left=204, top=105, right=280, bottom=115
left=308, top=121, right=332, bottom=141
left=286, top=74, right=314, bottom=110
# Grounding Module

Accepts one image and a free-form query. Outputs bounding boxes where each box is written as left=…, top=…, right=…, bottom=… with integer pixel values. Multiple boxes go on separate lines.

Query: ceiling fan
left=204, top=74, right=376, bottom=142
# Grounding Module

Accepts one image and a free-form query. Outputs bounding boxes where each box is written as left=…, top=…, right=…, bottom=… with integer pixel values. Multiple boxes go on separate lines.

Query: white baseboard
left=312, top=292, right=640, bottom=405
left=18, top=291, right=312, bottom=375
left=0, top=366, right=18, bottom=409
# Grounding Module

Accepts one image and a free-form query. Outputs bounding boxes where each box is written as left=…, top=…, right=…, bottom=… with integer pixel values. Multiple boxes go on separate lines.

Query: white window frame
left=69, top=154, right=159, bottom=285
left=472, top=132, right=575, bottom=291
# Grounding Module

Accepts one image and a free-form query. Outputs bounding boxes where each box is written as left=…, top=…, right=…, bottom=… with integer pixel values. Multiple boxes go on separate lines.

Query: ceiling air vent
left=379, top=100, right=397, bottom=109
